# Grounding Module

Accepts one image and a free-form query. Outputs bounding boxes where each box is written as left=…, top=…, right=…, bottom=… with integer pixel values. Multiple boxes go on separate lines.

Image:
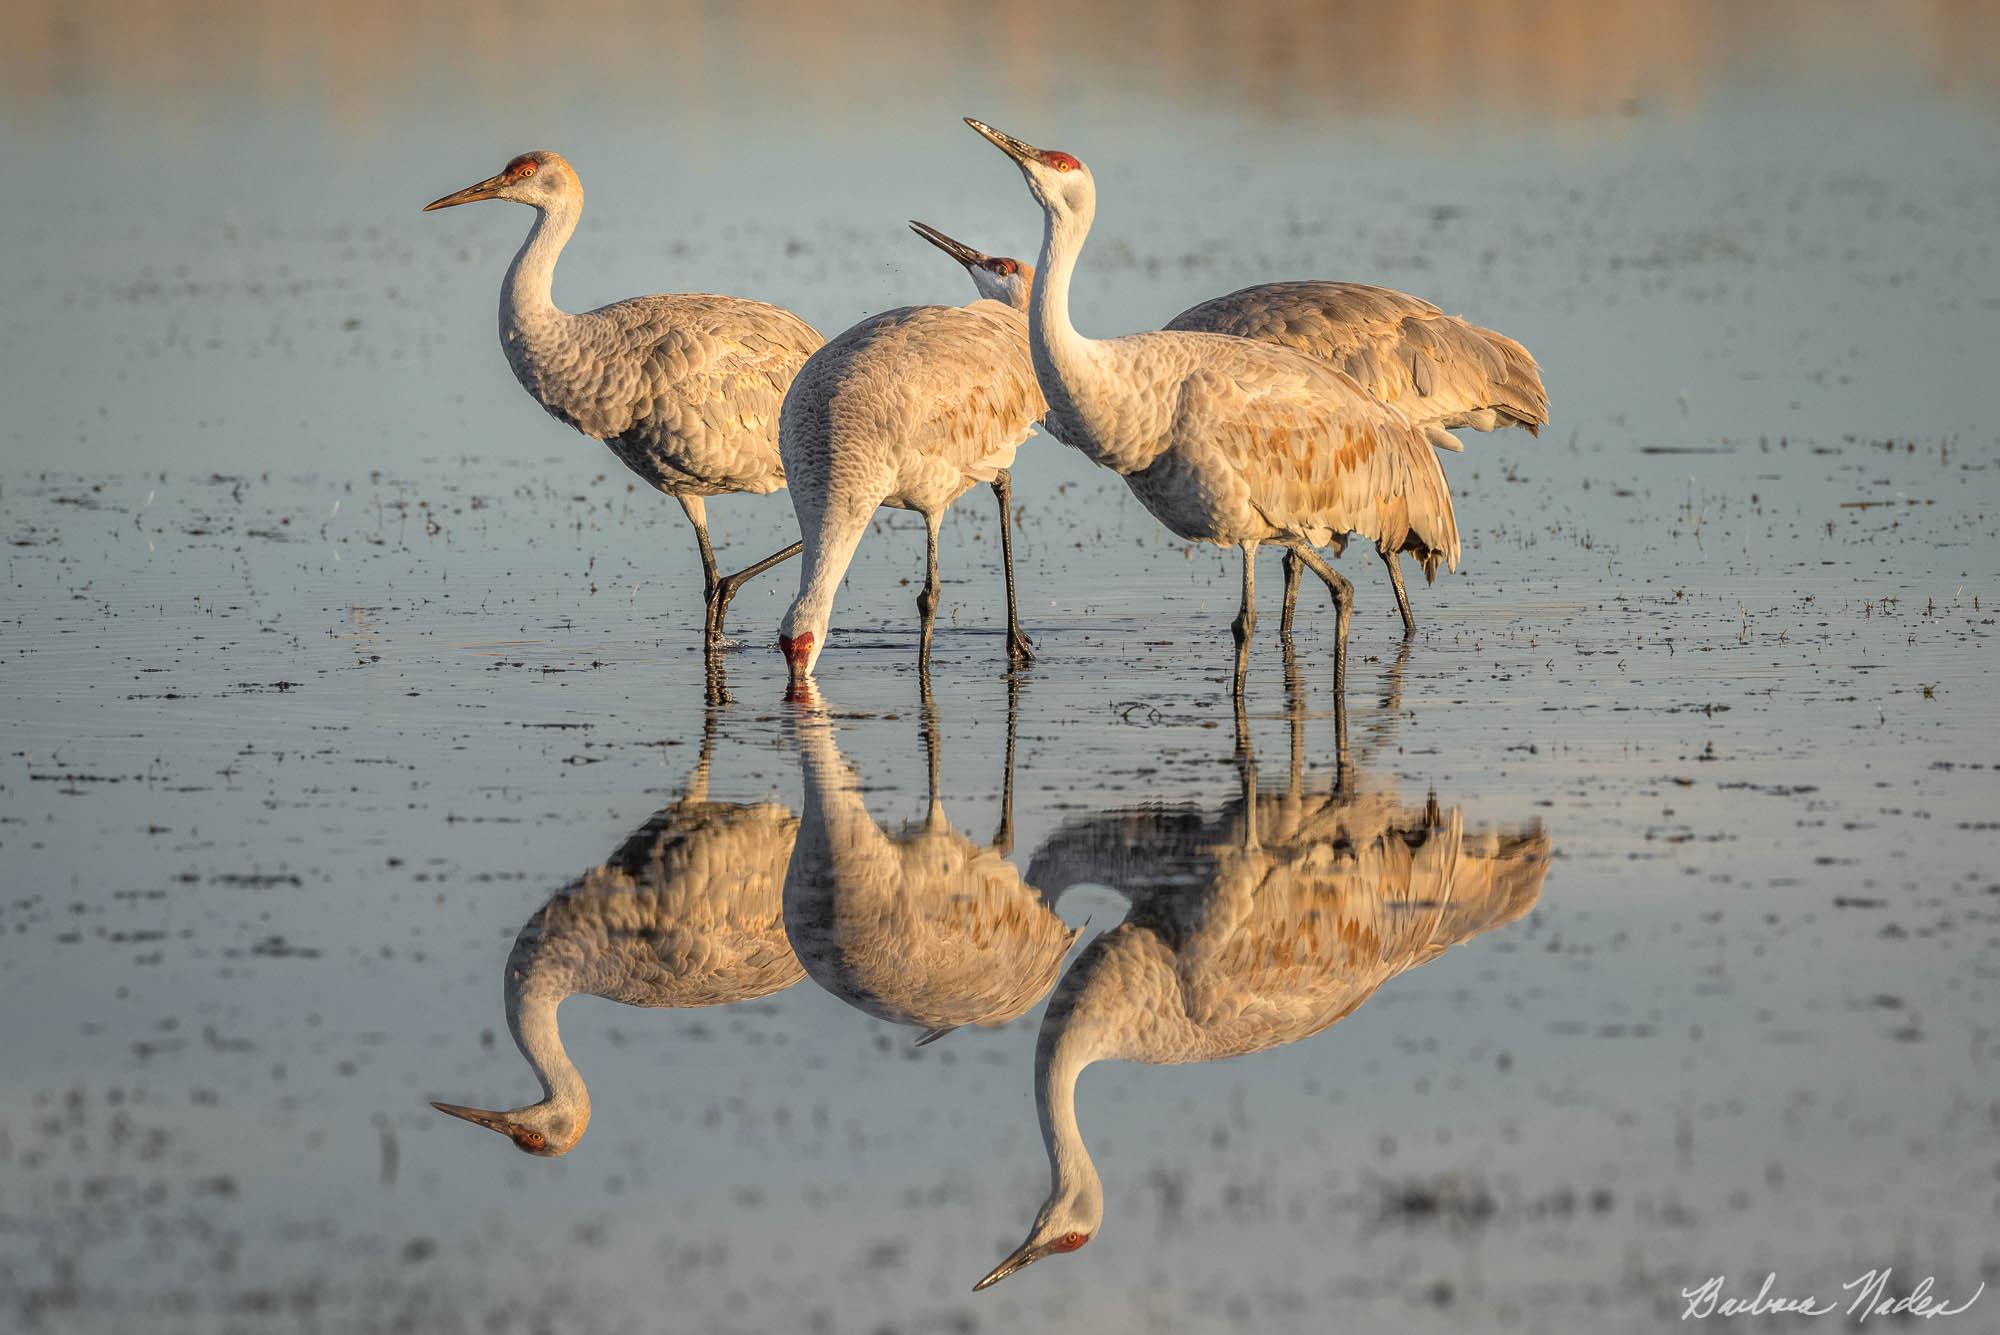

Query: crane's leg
left=993, top=672, right=1020, bottom=855
left=1380, top=547, right=1417, bottom=637
left=919, top=681, right=942, bottom=812
left=678, top=495, right=722, bottom=643
left=1381, top=636, right=1411, bottom=714
left=711, top=538, right=805, bottom=646
left=991, top=471, right=1035, bottom=666
left=702, top=652, right=731, bottom=708
left=1286, top=543, right=1354, bottom=767
left=917, top=514, right=943, bottom=676
left=1231, top=541, right=1259, bottom=703
left=1279, top=549, right=1303, bottom=641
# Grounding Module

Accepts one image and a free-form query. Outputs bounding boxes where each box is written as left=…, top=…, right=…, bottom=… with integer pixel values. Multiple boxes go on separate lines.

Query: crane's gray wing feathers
left=1167, top=281, right=1548, bottom=439
left=539, top=295, right=823, bottom=495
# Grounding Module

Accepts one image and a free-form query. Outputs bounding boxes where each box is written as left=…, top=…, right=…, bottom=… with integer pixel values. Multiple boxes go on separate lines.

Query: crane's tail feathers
left=1472, top=326, right=1550, bottom=432
left=916, top=1025, right=959, bottom=1047
left=1425, top=425, right=1466, bottom=453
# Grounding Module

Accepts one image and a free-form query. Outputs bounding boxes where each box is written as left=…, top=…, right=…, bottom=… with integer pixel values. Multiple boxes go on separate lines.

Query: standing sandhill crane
left=972, top=711, right=1550, bottom=1290
left=430, top=721, right=802, bottom=1157
left=965, top=120, right=1460, bottom=707
left=423, top=150, right=823, bottom=654
left=910, top=227, right=1547, bottom=638
left=781, top=681, right=1076, bottom=1042
left=776, top=227, right=1044, bottom=682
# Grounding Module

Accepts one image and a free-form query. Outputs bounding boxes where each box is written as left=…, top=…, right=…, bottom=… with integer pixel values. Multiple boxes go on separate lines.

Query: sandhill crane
left=781, top=680, right=1076, bottom=1042
left=911, top=227, right=1547, bottom=638
left=430, top=721, right=802, bottom=1156
left=973, top=710, right=1550, bottom=1290
left=423, top=150, right=823, bottom=654
left=776, top=227, right=1044, bottom=682
left=965, top=120, right=1460, bottom=707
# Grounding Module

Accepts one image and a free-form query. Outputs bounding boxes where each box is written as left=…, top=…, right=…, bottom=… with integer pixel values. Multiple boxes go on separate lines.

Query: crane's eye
left=505, top=157, right=538, bottom=181
left=514, top=1129, right=546, bottom=1150
left=1052, top=1231, right=1089, bottom=1252
left=1041, top=151, right=1081, bottom=172
left=990, top=258, right=1018, bottom=276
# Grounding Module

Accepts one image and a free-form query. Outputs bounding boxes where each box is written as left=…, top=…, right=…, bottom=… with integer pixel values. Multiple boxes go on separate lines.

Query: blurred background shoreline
left=5, top=1, right=1998, bottom=136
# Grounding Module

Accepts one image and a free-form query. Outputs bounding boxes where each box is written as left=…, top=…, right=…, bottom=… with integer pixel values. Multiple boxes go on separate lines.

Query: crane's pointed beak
left=430, top=1099, right=512, bottom=1133
left=908, top=220, right=987, bottom=270
left=964, top=117, right=1042, bottom=168
left=423, top=173, right=509, bottom=212
left=972, top=1237, right=1048, bottom=1291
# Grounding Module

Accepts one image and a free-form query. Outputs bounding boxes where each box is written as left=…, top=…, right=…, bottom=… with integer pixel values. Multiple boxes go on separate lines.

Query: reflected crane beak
left=422, top=173, right=509, bottom=212
left=429, top=1099, right=511, bottom=1133
left=972, top=1237, right=1050, bottom=1291
left=908, top=220, right=987, bottom=270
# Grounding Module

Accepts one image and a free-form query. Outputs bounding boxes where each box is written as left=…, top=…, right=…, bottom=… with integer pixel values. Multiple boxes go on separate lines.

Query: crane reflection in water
left=974, top=667, right=1551, bottom=1290
left=429, top=715, right=803, bottom=1156
left=781, top=679, right=1078, bottom=1044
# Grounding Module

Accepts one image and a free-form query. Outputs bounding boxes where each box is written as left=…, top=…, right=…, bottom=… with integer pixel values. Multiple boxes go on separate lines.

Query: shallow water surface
left=3, top=4, right=1998, bottom=1332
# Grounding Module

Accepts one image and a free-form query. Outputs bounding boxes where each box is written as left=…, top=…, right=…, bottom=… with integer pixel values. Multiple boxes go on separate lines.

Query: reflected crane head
left=429, top=1097, right=588, bottom=1157
left=963, top=119, right=1095, bottom=228
left=973, top=1180, right=1101, bottom=1291
left=422, top=150, right=579, bottom=214
left=907, top=220, right=1036, bottom=313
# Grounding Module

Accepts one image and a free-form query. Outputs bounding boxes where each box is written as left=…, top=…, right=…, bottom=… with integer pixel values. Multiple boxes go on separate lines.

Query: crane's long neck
left=506, top=977, right=589, bottom=1120
left=1027, top=204, right=1098, bottom=423
left=1027, top=198, right=1165, bottom=476
left=782, top=492, right=871, bottom=652
left=500, top=195, right=581, bottom=360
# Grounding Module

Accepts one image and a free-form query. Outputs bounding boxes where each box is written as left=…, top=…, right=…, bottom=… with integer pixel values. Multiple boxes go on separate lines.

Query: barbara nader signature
left=1682, top=1270, right=1984, bottom=1322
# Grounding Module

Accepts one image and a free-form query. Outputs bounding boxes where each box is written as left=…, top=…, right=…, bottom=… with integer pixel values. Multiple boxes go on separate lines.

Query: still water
left=3, top=3, right=1997, bottom=1331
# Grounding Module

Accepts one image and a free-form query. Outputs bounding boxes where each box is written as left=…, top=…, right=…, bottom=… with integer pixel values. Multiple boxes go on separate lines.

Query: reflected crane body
left=974, top=710, right=1548, bottom=1289
left=782, top=687, right=1074, bottom=1040
left=431, top=741, right=802, bottom=1156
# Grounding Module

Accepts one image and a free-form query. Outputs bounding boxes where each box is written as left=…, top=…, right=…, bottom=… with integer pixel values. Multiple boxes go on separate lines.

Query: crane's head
left=964, top=119, right=1095, bottom=227
left=423, top=150, right=579, bottom=214
left=430, top=1096, right=587, bottom=1157
left=908, top=220, right=1035, bottom=312
left=973, top=1177, right=1102, bottom=1292
left=776, top=602, right=825, bottom=689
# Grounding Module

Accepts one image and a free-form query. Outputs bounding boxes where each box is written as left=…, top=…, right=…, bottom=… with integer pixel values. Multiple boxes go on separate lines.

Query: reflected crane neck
left=1035, top=1018, right=1103, bottom=1205
left=506, top=976, right=589, bottom=1117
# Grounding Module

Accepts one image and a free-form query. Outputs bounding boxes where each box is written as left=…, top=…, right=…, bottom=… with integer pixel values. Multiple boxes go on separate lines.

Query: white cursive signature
left=1681, top=1270, right=1985, bottom=1322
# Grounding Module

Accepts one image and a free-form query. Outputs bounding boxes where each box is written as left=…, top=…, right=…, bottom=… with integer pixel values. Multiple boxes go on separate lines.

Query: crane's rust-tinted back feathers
left=1138, top=346, right=1462, bottom=577
left=1166, top=281, right=1548, bottom=440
